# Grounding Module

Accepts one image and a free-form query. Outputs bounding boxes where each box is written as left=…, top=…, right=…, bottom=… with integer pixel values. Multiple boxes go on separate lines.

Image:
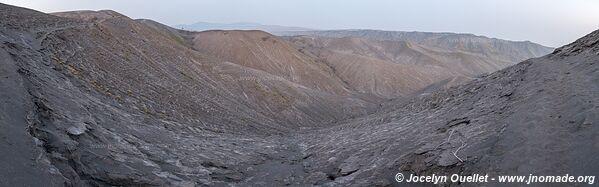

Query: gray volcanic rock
left=0, top=3, right=369, bottom=186
left=299, top=30, right=599, bottom=186
left=0, top=47, right=66, bottom=186
left=1, top=2, right=597, bottom=187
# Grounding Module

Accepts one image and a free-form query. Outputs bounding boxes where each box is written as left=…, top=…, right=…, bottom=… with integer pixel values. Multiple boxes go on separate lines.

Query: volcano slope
left=1, top=3, right=597, bottom=187
left=299, top=30, right=599, bottom=186
left=0, top=4, right=374, bottom=186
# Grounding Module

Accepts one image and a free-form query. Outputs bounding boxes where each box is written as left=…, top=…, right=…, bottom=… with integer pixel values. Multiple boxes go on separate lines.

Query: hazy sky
left=2, top=0, right=598, bottom=47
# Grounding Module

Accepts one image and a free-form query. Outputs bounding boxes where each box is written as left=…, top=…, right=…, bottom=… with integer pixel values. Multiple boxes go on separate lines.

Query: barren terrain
left=0, top=3, right=596, bottom=187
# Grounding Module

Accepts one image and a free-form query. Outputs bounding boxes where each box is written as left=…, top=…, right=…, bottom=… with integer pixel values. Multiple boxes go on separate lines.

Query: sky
left=2, top=0, right=598, bottom=47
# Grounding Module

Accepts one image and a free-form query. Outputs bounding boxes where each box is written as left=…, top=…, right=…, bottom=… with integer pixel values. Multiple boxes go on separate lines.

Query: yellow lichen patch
left=66, top=64, right=80, bottom=75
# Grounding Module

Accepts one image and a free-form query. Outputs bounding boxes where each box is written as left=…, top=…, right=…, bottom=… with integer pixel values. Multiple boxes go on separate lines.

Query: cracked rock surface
left=1, top=3, right=598, bottom=187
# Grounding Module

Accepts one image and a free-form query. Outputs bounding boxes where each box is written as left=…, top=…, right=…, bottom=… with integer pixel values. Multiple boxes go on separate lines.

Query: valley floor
left=0, top=3, right=597, bottom=187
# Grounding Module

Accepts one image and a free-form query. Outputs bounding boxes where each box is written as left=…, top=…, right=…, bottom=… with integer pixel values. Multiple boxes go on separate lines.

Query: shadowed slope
left=2, top=3, right=595, bottom=187
left=299, top=29, right=598, bottom=186
left=1, top=4, right=374, bottom=186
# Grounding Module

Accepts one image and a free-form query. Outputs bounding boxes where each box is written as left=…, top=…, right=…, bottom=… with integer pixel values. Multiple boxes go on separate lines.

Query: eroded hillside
left=284, top=34, right=553, bottom=98
left=1, top=3, right=596, bottom=187
left=299, top=30, right=599, bottom=186
left=1, top=4, right=373, bottom=186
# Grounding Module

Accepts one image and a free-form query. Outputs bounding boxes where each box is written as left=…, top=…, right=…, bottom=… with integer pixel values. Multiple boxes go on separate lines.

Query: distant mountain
left=174, top=21, right=313, bottom=33
left=3, top=3, right=596, bottom=187
left=282, top=30, right=554, bottom=97
left=301, top=29, right=599, bottom=186
left=278, top=30, right=554, bottom=62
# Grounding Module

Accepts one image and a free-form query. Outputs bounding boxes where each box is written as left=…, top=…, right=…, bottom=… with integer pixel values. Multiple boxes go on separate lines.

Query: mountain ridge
left=284, top=34, right=552, bottom=97
left=300, top=28, right=598, bottom=185
left=1, top=3, right=597, bottom=186
left=174, top=21, right=314, bottom=33
left=278, top=29, right=554, bottom=61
